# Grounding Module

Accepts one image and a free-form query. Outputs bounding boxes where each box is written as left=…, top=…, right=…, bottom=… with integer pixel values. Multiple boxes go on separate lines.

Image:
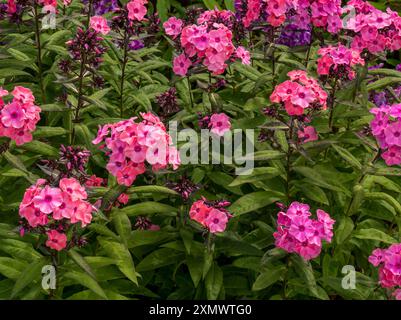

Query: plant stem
left=71, top=0, right=92, bottom=143
left=285, top=118, right=294, bottom=204
left=119, top=32, right=129, bottom=118
left=187, top=76, right=193, bottom=109
left=305, top=28, right=314, bottom=69
left=328, top=78, right=338, bottom=132
left=85, top=0, right=93, bottom=28
left=70, top=55, right=87, bottom=149
left=33, top=2, right=46, bottom=104
left=271, top=28, right=277, bottom=84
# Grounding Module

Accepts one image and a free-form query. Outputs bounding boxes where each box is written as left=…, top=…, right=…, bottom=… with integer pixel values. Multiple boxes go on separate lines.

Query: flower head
left=274, top=201, right=335, bottom=260
left=90, top=15, right=111, bottom=35
left=173, top=54, right=191, bottom=77
left=209, top=113, right=231, bottom=136
left=46, top=230, right=67, bottom=251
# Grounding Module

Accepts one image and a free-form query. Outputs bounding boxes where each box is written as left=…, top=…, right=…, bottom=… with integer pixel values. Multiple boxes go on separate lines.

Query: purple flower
left=277, top=24, right=312, bottom=47
left=83, top=0, right=119, bottom=15
left=128, top=40, right=144, bottom=51
left=369, top=63, right=384, bottom=71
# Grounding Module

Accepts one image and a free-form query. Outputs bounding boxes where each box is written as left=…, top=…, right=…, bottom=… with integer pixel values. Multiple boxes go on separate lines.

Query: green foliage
left=0, top=0, right=400, bottom=301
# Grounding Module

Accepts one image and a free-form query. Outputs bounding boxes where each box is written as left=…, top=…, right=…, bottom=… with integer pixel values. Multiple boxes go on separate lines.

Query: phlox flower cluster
left=127, top=0, right=147, bottom=22
left=235, top=0, right=342, bottom=33
left=298, top=126, right=318, bottom=143
left=109, top=6, right=147, bottom=51
left=369, top=243, right=401, bottom=299
left=273, top=202, right=335, bottom=260
left=92, top=112, right=180, bottom=187
left=155, top=87, right=180, bottom=119
left=19, top=178, right=95, bottom=251
left=317, top=44, right=365, bottom=80
left=0, top=86, right=40, bottom=146
left=66, top=28, right=107, bottom=69
left=189, top=198, right=232, bottom=234
left=370, top=104, right=401, bottom=166
left=345, top=0, right=401, bottom=54
left=90, top=16, right=111, bottom=35
left=163, top=9, right=251, bottom=76
left=197, top=112, right=232, bottom=136
left=270, top=70, right=327, bottom=116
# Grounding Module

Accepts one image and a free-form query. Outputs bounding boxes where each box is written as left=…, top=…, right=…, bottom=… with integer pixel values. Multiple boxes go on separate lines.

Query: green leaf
left=298, top=183, right=329, bottom=205
left=368, top=176, right=401, bottom=193
left=252, top=265, right=286, bottom=291
left=98, top=238, right=139, bottom=285
left=136, top=248, right=184, bottom=272
left=347, top=184, right=365, bottom=216
left=335, top=217, right=354, bottom=244
left=0, top=239, right=42, bottom=262
left=10, top=257, right=47, bottom=299
left=370, top=167, right=401, bottom=176
left=186, top=255, right=203, bottom=288
left=64, top=271, right=108, bottom=299
left=233, top=62, right=262, bottom=81
left=353, top=228, right=397, bottom=244
left=368, top=68, right=401, bottom=78
left=224, top=0, right=234, bottom=10
left=120, top=202, right=178, bottom=217
left=128, top=230, right=175, bottom=248
left=238, top=150, right=286, bottom=161
left=229, top=167, right=280, bottom=187
left=202, top=0, right=221, bottom=10
left=0, top=257, right=26, bottom=280
left=205, top=263, right=223, bottom=300
left=2, top=151, right=38, bottom=183
left=180, top=228, right=193, bottom=255
left=290, top=255, right=324, bottom=299
left=332, top=145, right=362, bottom=170
left=207, top=172, right=243, bottom=195
left=364, top=192, right=401, bottom=215
left=88, top=224, right=118, bottom=240
left=293, top=166, right=351, bottom=196
left=68, top=249, right=96, bottom=280
left=111, top=210, right=132, bottom=246
left=127, top=185, right=179, bottom=196
left=0, top=68, right=32, bottom=78
left=157, top=0, right=170, bottom=21
left=33, top=126, right=69, bottom=138
left=40, top=103, right=69, bottom=112
left=229, top=191, right=282, bottom=216
left=7, top=48, right=31, bottom=62
left=275, top=130, right=289, bottom=153
left=20, top=140, right=59, bottom=157
left=366, top=77, right=401, bottom=91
